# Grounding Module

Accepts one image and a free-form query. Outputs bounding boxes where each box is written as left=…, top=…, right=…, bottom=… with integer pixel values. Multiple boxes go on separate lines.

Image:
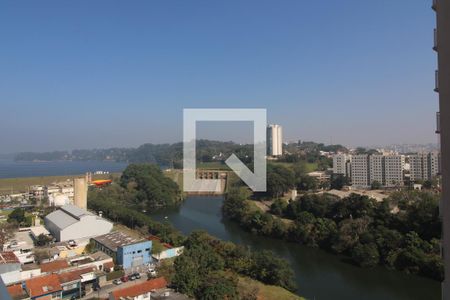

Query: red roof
left=57, top=267, right=95, bottom=283
left=40, top=259, right=69, bottom=273
left=0, top=252, right=20, bottom=264
left=148, top=235, right=161, bottom=242
left=111, top=277, right=167, bottom=299
left=103, top=261, right=114, bottom=270
left=25, top=274, right=62, bottom=298
left=7, top=284, right=24, bottom=298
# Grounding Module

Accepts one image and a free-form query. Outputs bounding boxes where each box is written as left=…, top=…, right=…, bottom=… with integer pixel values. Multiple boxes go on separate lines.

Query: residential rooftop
left=40, top=259, right=69, bottom=273
left=0, top=252, right=19, bottom=264
left=57, top=267, right=95, bottom=284
left=110, top=277, right=167, bottom=300
left=25, top=274, right=62, bottom=298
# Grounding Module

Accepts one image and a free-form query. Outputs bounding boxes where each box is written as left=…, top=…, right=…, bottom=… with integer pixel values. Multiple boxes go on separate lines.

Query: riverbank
left=223, top=187, right=443, bottom=283
left=148, top=195, right=441, bottom=300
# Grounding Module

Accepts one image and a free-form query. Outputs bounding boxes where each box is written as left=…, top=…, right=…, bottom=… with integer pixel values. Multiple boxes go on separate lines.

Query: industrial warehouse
left=44, top=204, right=113, bottom=242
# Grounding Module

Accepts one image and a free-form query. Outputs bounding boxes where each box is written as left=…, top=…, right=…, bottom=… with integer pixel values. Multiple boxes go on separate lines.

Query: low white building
left=0, top=252, right=21, bottom=285
left=45, top=205, right=113, bottom=242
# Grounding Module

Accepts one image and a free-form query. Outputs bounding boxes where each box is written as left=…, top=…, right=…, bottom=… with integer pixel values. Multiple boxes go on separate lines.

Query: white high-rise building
left=332, top=154, right=351, bottom=177
left=409, top=152, right=440, bottom=182
left=267, top=124, right=283, bottom=156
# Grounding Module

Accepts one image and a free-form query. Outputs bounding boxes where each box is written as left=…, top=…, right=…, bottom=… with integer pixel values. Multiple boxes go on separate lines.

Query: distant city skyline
left=0, top=1, right=438, bottom=154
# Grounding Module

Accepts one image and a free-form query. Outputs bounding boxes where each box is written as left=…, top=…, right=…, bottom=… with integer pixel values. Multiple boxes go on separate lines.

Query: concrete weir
left=187, top=170, right=228, bottom=195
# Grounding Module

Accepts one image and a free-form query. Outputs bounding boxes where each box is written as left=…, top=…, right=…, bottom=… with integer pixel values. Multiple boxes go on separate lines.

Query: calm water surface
left=0, top=159, right=128, bottom=178
left=149, top=196, right=441, bottom=300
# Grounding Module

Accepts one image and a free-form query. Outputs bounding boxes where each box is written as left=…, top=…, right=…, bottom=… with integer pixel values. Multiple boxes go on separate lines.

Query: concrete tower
left=73, top=177, right=88, bottom=210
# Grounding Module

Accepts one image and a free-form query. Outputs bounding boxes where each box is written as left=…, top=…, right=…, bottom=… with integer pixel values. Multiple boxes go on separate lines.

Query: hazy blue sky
left=0, top=1, right=438, bottom=153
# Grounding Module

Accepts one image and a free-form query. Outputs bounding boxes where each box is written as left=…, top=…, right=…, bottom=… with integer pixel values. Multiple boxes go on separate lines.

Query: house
left=0, top=252, right=21, bottom=285
left=57, top=267, right=97, bottom=299
left=109, top=277, right=167, bottom=300
left=25, top=274, right=62, bottom=300
left=7, top=283, right=27, bottom=300
left=20, top=263, right=42, bottom=281
left=68, top=251, right=113, bottom=272
left=44, top=205, right=113, bottom=242
left=91, top=232, right=152, bottom=269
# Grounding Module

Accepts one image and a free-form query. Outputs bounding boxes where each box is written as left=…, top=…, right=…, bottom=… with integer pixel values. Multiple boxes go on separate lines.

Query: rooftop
left=7, top=284, right=27, bottom=300
left=29, top=226, right=51, bottom=238
left=45, top=204, right=97, bottom=230
left=5, top=231, right=34, bottom=251
left=57, top=267, right=95, bottom=284
left=25, top=274, right=62, bottom=298
left=40, top=259, right=70, bottom=273
left=111, top=277, right=167, bottom=300
left=92, top=231, right=146, bottom=251
left=21, top=263, right=40, bottom=271
left=0, top=252, right=19, bottom=264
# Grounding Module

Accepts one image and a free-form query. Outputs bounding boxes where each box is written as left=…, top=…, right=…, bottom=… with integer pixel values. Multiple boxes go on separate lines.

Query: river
left=149, top=195, right=441, bottom=300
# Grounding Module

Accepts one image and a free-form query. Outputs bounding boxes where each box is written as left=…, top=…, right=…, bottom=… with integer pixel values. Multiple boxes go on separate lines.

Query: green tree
left=196, top=271, right=238, bottom=300
left=371, top=180, right=382, bottom=190
left=330, top=174, right=350, bottom=190
left=7, top=208, right=26, bottom=224
left=36, top=234, right=52, bottom=246
left=297, top=175, right=318, bottom=191
left=351, top=243, right=380, bottom=268
left=249, top=250, right=296, bottom=292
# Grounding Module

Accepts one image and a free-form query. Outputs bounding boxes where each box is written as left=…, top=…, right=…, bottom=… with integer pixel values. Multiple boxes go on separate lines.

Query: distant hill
left=14, top=140, right=254, bottom=168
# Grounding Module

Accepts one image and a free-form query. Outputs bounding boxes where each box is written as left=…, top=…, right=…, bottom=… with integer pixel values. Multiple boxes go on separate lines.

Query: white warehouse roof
left=45, top=204, right=95, bottom=230
left=44, top=204, right=113, bottom=242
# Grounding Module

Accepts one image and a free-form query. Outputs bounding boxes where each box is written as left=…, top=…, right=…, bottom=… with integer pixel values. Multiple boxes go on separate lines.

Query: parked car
left=121, top=276, right=129, bottom=282
left=113, top=279, right=122, bottom=285
left=133, top=273, right=141, bottom=279
left=128, top=275, right=136, bottom=281
left=148, top=269, right=157, bottom=277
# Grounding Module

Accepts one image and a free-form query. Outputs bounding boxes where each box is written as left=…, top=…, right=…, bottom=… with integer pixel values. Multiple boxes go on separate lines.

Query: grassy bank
left=238, top=276, right=304, bottom=300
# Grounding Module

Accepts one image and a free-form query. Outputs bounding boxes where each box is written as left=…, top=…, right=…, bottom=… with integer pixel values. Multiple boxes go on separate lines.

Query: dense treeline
left=120, top=164, right=182, bottom=208
left=223, top=188, right=443, bottom=281
left=89, top=164, right=182, bottom=210
left=14, top=140, right=253, bottom=167
left=88, top=189, right=186, bottom=246
left=279, top=141, right=341, bottom=169
left=172, top=231, right=296, bottom=299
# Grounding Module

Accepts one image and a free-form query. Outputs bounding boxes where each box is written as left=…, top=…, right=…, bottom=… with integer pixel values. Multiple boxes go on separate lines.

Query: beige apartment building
left=337, top=154, right=404, bottom=188
left=409, top=152, right=440, bottom=182
left=350, top=155, right=371, bottom=188
left=332, top=154, right=351, bottom=177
